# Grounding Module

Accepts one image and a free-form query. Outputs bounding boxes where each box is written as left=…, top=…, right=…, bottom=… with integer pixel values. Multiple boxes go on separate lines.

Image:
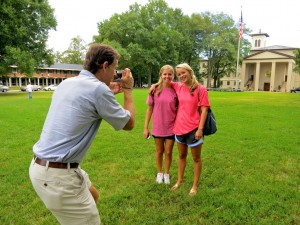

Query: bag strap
left=197, top=85, right=211, bottom=114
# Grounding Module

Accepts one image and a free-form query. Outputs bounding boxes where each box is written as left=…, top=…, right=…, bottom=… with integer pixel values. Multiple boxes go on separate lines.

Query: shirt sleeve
left=146, top=94, right=154, bottom=106
left=95, top=86, right=131, bottom=131
left=198, top=85, right=210, bottom=107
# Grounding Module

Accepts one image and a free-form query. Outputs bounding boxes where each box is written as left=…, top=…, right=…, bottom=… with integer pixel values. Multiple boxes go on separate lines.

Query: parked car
left=290, top=87, right=300, bottom=93
left=0, top=85, right=9, bottom=92
left=20, top=85, right=42, bottom=91
left=43, top=84, right=58, bottom=91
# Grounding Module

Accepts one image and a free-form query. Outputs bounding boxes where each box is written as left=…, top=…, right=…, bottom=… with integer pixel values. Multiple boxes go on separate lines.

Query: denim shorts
left=175, top=128, right=204, bottom=147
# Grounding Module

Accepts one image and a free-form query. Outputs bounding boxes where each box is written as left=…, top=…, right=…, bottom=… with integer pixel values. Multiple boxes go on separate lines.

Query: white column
left=286, top=62, right=293, bottom=92
left=270, top=62, right=276, bottom=92
left=240, top=62, right=246, bottom=90
left=254, top=62, right=260, bottom=91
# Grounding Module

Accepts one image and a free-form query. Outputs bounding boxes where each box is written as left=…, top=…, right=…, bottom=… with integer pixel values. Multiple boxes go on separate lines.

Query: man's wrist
left=122, top=86, right=133, bottom=90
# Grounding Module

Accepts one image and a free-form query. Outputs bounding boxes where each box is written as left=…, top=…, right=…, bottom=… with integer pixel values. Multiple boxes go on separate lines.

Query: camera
left=114, top=70, right=123, bottom=81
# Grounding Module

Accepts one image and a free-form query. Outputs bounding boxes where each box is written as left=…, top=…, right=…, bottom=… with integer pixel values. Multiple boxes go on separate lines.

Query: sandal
left=189, top=188, right=197, bottom=196
left=171, top=183, right=180, bottom=191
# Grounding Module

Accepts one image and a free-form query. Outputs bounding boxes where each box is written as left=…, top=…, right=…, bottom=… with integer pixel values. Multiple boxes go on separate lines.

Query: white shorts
left=29, top=159, right=100, bottom=225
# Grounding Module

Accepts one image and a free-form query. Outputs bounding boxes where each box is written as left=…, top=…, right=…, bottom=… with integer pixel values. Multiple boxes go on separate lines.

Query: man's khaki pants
left=29, top=159, right=100, bottom=225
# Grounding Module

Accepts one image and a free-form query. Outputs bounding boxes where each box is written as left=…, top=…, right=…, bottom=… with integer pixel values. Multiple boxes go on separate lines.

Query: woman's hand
left=144, top=128, right=150, bottom=139
left=148, top=83, right=158, bottom=94
left=195, top=129, right=203, bottom=140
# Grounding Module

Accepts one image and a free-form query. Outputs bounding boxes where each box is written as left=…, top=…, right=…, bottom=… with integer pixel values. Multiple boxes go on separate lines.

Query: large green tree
left=294, top=48, right=300, bottom=74
left=93, top=0, right=250, bottom=87
left=0, top=0, right=57, bottom=77
left=55, top=36, right=87, bottom=64
left=195, top=12, right=251, bottom=88
left=94, top=0, right=196, bottom=86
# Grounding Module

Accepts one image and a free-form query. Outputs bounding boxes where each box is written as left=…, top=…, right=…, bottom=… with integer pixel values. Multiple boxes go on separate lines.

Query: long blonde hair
left=176, top=63, right=199, bottom=94
left=156, top=65, right=174, bottom=96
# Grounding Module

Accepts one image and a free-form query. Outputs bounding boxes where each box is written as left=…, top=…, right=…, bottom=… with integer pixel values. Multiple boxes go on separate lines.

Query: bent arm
left=195, top=106, right=209, bottom=139
left=122, top=89, right=135, bottom=130
left=143, top=105, right=153, bottom=138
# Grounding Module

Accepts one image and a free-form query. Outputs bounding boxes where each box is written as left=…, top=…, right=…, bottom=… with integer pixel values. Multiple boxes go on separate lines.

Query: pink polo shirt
left=146, top=88, right=177, bottom=137
left=172, top=82, right=210, bottom=135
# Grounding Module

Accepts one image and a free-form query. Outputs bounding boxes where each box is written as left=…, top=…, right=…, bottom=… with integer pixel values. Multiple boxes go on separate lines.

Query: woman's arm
left=195, top=106, right=209, bottom=140
left=143, top=105, right=154, bottom=139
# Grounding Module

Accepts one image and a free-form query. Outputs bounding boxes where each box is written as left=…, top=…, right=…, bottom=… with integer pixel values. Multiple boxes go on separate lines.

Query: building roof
left=250, top=32, right=269, bottom=37
left=251, top=45, right=297, bottom=51
left=42, top=63, right=83, bottom=71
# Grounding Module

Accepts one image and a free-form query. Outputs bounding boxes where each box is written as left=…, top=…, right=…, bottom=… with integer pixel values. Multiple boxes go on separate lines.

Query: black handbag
left=203, top=108, right=217, bottom=136
left=197, top=86, right=217, bottom=136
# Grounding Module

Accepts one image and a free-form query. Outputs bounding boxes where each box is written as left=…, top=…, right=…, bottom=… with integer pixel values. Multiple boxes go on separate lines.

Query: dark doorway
left=264, top=82, right=270, bottom=91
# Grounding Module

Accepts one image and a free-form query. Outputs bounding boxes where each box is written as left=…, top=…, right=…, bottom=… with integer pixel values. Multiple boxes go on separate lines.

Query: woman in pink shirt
left=144, top=65, right=178, bottom=184
left=171, top=63, right=210, bottom=196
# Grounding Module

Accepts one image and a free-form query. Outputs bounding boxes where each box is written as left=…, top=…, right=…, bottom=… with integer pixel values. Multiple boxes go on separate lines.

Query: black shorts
left=152, top=134, right=175, bottom=140
left=175, top=128, right=204, bottom=147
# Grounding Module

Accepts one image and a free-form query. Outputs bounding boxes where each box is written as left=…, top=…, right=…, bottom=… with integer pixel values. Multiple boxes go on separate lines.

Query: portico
left=241, top=50, right=296, bottom=92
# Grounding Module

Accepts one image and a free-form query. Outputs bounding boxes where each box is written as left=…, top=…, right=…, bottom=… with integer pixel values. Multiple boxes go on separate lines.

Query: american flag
left=239, top=10, right=243, bottom=40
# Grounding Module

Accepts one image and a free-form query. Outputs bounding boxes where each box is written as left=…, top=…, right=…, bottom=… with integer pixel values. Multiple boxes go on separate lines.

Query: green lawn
left=0, top=90, right=299, bottom=225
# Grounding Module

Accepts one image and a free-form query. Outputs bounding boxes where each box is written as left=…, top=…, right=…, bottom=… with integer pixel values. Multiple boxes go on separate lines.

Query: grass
left=0, top=90, right=299, bottom=225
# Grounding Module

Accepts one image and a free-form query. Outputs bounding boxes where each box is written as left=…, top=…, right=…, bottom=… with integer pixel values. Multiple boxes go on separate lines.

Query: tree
left=94, top=0, right=195, bottom=86
left=192, top=12, right=251, bottom=87
left=55, top=36, right=87, bottom=64
left=294, top=48, right=300, bottom=74
left=93, top=0, right=251, bottom=87
left=0, top=0, right=57, bottom=77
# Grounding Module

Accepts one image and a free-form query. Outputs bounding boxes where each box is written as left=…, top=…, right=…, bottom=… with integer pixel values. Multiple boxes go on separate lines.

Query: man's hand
left=120, top=68, right=134, bottom=89
left=109, top=82, right=122, bottom=94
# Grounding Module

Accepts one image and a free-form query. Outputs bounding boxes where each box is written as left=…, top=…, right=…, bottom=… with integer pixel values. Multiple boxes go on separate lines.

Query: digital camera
left=114, top=70, right=123, bottom=81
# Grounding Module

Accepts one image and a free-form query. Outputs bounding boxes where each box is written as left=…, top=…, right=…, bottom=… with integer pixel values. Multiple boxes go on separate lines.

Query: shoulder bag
left=197, top=86, right=217, bottom=136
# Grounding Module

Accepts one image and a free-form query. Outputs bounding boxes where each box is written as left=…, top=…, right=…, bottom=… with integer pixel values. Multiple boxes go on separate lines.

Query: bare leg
left=154, top=138, right=165, bottom=173
left=164, top=139, right=175, bottom=174
left=172, top=142, right=188, bottom=190
left=189, top=145, right=202, bottom=195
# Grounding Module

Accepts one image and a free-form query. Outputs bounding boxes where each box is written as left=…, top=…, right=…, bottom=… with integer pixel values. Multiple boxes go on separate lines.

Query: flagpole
left=235, top=37, right=240, bottom=90
left=235, top=7, right=243, bottom=90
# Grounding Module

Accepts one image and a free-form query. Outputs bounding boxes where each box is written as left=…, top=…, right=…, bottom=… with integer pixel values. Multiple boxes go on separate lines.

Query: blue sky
left=47, top=0, right=300, bottom=52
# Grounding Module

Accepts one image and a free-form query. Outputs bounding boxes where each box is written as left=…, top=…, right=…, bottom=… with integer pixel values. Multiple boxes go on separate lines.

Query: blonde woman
left=144, top=65, right=178, bottom=184
left=149, top=63, right=210, bottom=196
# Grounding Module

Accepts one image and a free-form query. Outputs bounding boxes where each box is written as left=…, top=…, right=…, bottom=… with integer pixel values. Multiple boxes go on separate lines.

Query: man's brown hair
left=84, top=44, right=120, bottom=74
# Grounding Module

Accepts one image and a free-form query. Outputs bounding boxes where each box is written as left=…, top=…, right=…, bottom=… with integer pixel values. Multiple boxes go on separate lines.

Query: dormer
left=250, top=30, right=269, bottom=49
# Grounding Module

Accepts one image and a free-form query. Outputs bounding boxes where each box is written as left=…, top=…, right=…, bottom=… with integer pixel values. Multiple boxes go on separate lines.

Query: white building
left=202, top=31, right=300, bottom=92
